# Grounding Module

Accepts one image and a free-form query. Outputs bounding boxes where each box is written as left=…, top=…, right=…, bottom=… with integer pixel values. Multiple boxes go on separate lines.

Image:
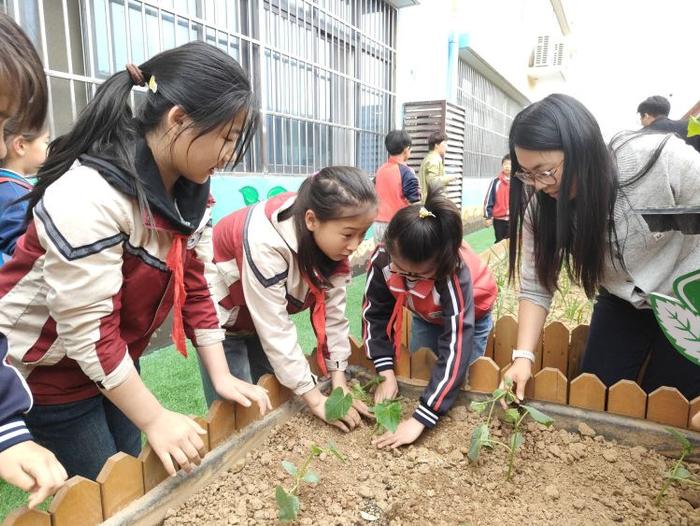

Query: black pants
left=581, top=291, right=700, bottom=401
left=493, top=219, right=510, bottom=243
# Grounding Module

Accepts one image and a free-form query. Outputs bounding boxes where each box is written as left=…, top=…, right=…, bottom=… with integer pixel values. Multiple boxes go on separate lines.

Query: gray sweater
left=520, top=133, right=700, bottom=311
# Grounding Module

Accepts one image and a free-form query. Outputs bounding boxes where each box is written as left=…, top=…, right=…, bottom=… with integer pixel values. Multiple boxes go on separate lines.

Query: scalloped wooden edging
left=533, top=367, right=568, bottom=404
left=96, top=452, right=144, bottom=519
left=569, top=373, right=606, bottom=411
left=607, top=380, right=647, bottom=420
left=49, top=476, right=103, bottom=526
left=647, top=387, right=689, bottom=428
left=466, top=356, right=500, bottom=393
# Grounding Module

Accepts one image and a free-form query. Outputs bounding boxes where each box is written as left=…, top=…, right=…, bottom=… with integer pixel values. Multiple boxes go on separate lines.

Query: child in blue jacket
left=0, top=117, right=49, bottom=266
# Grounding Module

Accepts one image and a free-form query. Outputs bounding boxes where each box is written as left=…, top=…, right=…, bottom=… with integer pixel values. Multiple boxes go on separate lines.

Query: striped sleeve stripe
left=361, top=250, right=381, bottom=359
left=373, top=357, right=394, bottom=366
left=426, top=275, right=465, bottom=409
left=0, top=424, right=31, bottom=445
left=415, top=404, right=438, bottom=425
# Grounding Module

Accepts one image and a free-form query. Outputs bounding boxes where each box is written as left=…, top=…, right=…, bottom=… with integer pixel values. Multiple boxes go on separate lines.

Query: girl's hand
left=500, top=358, right=532, bottom=408
left=372, top=417, right=425, bottom=449
left=374, top=370, right=399, bottom=404
left=213, top=374, right=272, bottom=416
left=142, top=409, right=207, bottom=476
left=331, top=371, right=374, bottom=419
left=302, top=387, right=362, bottom=432
left=0, top=441, right=68, bottom=508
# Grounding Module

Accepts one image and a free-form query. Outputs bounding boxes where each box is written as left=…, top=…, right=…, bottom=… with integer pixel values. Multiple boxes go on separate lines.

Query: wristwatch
left=511, top=349, right=536, bottom=363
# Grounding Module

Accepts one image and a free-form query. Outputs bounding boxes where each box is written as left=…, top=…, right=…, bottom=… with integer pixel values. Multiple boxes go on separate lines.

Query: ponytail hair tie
left=125, top=64, right=145, bottom=87
left=418, top=206, right=436, bottom=219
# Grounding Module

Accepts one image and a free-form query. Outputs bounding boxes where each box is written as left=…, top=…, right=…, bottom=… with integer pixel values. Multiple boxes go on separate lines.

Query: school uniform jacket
left=483, top=171, right=510, bottom=221
left=0, top=139, right=224, bottom=407
left=213, top=193, right=351, bottom=396
left=362, top=243, right=496, bottom=428
left=0, top=168, right=33, bottom=267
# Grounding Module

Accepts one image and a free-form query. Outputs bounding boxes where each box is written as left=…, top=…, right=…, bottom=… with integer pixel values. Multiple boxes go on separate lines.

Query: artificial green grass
left=0, top=232, right=494, bottom=520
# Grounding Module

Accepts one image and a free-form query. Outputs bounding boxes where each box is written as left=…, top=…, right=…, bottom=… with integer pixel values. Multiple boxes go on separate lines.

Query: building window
left=5, top=0, right=396, bottom=177
left=457, top=59, right=523, bottom=179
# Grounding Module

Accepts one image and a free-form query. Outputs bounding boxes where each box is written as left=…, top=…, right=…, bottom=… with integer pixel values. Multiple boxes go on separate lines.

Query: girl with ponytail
left=0, top=41, right=272, bottom=480
left=209, top=167, right=378, bottom=433
left=363, top=186, right=497, bottom=448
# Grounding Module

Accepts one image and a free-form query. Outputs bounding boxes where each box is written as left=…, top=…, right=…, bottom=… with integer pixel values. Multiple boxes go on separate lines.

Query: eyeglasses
left=388, top=266, right=434, bottom=281
left=513, top=160, right=563, bottom=186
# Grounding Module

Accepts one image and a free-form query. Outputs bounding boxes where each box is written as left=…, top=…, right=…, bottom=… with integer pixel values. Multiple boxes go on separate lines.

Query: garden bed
left=157, top=378, right=700, bottom=526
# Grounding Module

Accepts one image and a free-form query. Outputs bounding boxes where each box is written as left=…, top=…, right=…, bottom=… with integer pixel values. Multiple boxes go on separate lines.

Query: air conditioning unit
left=528, top=35, right=569, bottom=81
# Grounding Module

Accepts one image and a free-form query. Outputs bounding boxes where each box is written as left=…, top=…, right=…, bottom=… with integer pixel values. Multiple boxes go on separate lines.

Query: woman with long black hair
left=503, top=94, right=700, bottom=419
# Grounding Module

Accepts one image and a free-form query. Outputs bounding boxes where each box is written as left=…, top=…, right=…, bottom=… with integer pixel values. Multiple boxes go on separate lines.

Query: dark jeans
left=581, top=290, right=700, bottom=401
left=493, top=219, right=510, bottom=243
left=25, top=394, right=141, bottom=480
left=200, top=333, right=273, bottom=407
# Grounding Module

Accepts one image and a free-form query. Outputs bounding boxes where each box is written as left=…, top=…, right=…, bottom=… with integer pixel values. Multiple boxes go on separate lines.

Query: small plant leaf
left=373, top=399, right=402, bottom=433
left=351, top=383, right=371, bottom=404
left=310, top=444, right=323, bottom=456
left=665, top=427, right=693, bottom=455
left=492, top=388, right=507, bottom=400
left=470, top=400, right=489, bottom=414
left=504, top=377, right=513, bottom=389
left=302, top=470, right=321, bottom=484
left=325, top=387, right=353, bottom=422
left=275, top=486, right=300, bottom=522
left=502, top=408, right=520, bottom=425
left=281, top=460, right=297, bottom=477
left=326, top=441, right=346, bottom=462
left=510, top=431, right=524, bottom=451
left=671, top=466, right=692, bottom=481
left=468, top=423, right=489, bottom=463
left=521, top=404, right=554, bottom=427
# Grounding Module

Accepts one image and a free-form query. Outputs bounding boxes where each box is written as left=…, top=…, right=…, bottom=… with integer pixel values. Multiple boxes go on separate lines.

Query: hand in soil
left=304, top=387, right=362, bottom=432
left=212, top=375, right=272, bottom=416
left=499, top=357, right=531, bottom=408
left=143, top=409, right=207, bottom=476
left=0, top=440, right=68, bottom=508
left=372, top=416, right=425, bottom=449
left=331, top=371, right=374, bottom=419
left=374, top=370, right=399, bottom=404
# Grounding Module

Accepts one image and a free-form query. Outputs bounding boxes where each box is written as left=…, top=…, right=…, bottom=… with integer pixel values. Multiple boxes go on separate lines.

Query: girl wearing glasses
left=503, top=93, right=700, bottom=415
left=363, top=187, right=497, bottom=448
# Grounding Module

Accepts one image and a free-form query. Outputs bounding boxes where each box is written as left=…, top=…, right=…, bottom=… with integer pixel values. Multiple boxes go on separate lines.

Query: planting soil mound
left=162, top=401, right=699, bottom=526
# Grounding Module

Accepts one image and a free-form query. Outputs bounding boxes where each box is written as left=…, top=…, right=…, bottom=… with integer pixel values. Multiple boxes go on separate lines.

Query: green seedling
left=468, top=378, right=553, bottom=480
left=275, top=442, right=345, bottom=522
left=655, top=427, right=700, bottom=506
left=370, top=399, right=402, bottom=434
left=325, top=386, right=353, bottom=422
left=331, top=376, right=403, bottom=434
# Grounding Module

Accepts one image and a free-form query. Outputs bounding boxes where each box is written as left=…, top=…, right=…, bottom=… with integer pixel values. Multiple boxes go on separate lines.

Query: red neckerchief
left=303, top=273, right=329, bottom=376
left=386, top=272, right=435, bottom=359
left=166, top=234, right=188, bottom=357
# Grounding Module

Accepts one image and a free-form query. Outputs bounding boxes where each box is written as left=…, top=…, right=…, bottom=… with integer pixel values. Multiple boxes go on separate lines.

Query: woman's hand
left=374, top=370, right=399, bottom=404
left=302, top=387, right=363, bottom=432
left=499, top=358, right=532, bottom=407
left=0, top=441, right=68, bottom=508
left=213, top=374, right=272, bottom=417
left=142, top=409, right=207, bottom=476
left=372, top=417, right=425, bottom=449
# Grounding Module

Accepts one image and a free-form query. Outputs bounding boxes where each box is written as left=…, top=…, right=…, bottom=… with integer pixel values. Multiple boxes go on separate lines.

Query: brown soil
left=163, top=399, right=700, bottom=526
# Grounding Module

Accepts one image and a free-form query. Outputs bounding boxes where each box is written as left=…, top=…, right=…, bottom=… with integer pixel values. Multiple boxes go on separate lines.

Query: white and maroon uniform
left=0, top=140, right=224, bottom=406
left=213, top=193, right=351, bottom=396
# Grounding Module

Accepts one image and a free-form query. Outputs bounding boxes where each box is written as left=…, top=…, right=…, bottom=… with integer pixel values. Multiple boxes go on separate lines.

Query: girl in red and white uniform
left=209, top=167, right=378, bottom=432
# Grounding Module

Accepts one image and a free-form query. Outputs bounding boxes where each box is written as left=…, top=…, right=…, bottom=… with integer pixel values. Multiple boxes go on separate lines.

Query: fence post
left=466, top=357, right=500, bottom=393
left=96, top=452, right=145, bottom=519
left=569, top=373, right=606, bottom=411
left=646, top=387, right=689, bottom=428
left=533, top=367, right=568, bottom=404
left=49, top=476, right=103, bottom=526
left=607, top=380, right=647, bottom=420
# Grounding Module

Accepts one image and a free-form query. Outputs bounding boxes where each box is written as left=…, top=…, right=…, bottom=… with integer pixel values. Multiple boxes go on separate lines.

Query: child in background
left=0, top=41, right=271, bottom=481
left=373, top=129, right=420, bottom=243
left=363, top=187, right=497, bottom=448
left=483, top=154, right=511, bottom=243
left=0, top=118, right=50, bottom=265
left=0, top=12, right=68, bottom=508
left=208, top=167, right=377, bottom=433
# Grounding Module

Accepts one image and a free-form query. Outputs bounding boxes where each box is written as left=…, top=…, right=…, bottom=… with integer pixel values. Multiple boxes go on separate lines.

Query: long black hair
left=0, top=14, right=48, bottom=135
left=284, top=166, right=377, bottom=289
left=385, top=185, right=463, bottom=282
left=507, top=93, right=617, bottom=298
left=26, top=40, right=259, bottom=214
